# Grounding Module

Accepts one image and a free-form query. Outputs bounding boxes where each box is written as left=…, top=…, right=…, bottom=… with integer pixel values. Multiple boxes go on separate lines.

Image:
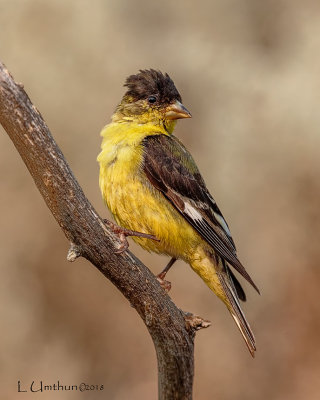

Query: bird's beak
left=165, top=101, right=192, bottom=120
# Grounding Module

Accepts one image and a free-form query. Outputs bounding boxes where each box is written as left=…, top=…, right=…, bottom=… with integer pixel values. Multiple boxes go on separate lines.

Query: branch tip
left=184, top=312, right=211, bottom=331
left=67, top=243, right=82, bottom=262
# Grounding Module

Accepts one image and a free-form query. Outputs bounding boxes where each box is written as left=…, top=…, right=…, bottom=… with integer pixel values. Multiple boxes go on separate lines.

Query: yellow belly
left=97, top=123, right=199, bottom=259
left=100, top=159, right=198, bottom=258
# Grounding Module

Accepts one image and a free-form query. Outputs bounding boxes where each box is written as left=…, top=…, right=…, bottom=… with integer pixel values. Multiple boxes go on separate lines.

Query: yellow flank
left=97, top=120, right=228, bottom=304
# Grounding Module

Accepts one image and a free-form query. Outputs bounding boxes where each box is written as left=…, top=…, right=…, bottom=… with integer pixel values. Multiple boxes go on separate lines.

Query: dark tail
left=217, top=268, right=256, bottom=357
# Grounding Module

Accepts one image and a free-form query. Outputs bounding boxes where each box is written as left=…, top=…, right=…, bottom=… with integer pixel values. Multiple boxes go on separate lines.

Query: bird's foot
left=155, top=257, right=177, bottom=292
left=103, top=219, right=159, bottom=254
left=156, top=272, right=172, bottom=292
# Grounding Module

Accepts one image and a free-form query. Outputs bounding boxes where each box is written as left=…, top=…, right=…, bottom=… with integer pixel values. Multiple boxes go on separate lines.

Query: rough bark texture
left=0, top=62, right=210, bottom=400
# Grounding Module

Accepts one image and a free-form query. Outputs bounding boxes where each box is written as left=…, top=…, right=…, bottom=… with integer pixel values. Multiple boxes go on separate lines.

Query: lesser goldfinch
left=97, top=69, right=259, bottom=356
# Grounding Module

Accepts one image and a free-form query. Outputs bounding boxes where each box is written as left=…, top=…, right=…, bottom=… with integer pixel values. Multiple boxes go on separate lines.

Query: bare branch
left=0, top=61, right=209, bottom=399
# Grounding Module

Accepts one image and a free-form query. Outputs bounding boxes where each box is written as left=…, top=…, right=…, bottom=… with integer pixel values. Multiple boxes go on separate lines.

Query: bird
left=97, top=69, right=259, bottom=356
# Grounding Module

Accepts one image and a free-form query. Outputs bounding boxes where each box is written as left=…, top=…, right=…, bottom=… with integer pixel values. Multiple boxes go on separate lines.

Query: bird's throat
left=112, top=109, right=177, bottom=135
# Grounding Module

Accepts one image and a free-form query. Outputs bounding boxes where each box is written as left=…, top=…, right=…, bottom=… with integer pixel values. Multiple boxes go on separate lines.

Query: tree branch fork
left=0, top=61, right=210, bottom=400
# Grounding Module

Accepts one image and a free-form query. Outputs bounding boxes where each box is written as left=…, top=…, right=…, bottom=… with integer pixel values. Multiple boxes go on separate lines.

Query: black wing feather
left=142, top=134, right=259, bottom=294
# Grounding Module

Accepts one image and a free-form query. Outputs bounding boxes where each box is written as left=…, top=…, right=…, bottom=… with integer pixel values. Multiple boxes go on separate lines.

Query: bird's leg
left=157, top=257, right=177, bottom=280
left=103, top=219, right=159, bottom=254
left=156, top=257, right=177, bottom=292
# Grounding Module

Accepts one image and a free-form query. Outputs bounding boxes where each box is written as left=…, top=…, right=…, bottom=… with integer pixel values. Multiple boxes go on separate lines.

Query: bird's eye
left=148, top=96, right=157, bottom=104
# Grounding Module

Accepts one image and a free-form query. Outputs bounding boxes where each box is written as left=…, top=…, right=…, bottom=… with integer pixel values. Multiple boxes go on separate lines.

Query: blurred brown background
left=1, top=1, right=320, bottom=399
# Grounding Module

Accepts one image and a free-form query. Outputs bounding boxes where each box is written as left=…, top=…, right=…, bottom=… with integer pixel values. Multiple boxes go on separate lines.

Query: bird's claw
left=156, top=275, right=172, bottom=292
left=103, top=219, right=159, bottom=254
left=114, top=232, right=129, bottom=254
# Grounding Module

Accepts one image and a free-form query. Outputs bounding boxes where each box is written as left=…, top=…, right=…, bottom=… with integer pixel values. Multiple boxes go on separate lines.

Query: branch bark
left=0, top=62, right=210, bottom=400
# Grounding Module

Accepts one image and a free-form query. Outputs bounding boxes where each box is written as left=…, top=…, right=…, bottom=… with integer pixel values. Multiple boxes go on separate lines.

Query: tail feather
left=227, top=266, right=246, bottom=302
left=217, top=269, right=256, bottom=357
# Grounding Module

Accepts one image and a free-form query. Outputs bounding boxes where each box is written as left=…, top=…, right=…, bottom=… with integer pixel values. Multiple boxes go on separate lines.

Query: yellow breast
left=97, top=122, right=199, bottom=259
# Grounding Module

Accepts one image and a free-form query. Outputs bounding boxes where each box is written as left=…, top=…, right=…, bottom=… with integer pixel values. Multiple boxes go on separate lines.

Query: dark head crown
left=124, top=69, right=182, bottom=104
